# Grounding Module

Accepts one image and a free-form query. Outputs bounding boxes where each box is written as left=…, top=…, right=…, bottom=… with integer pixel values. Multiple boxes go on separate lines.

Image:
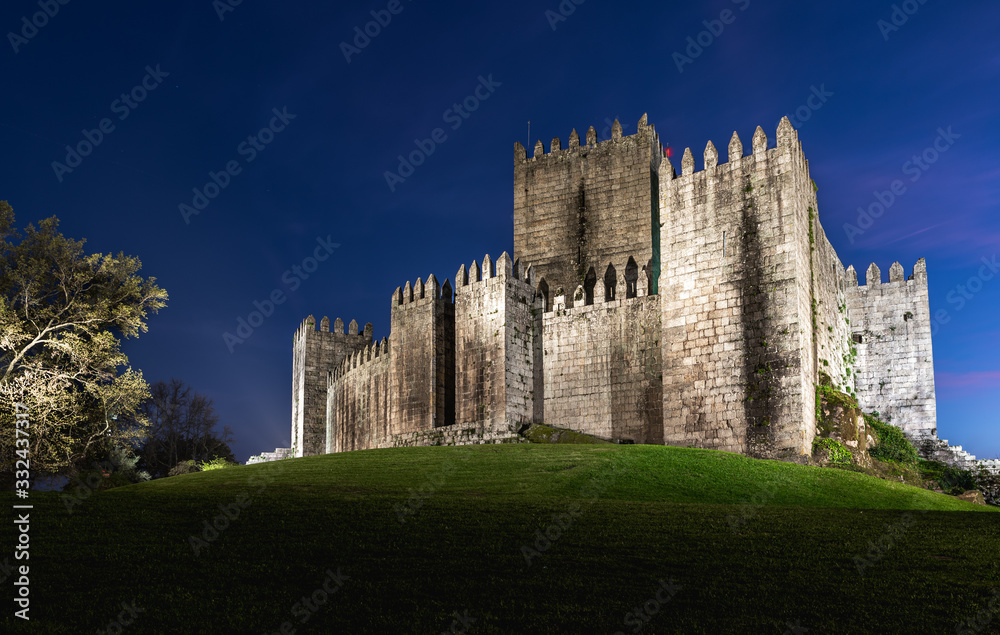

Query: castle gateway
left=273, top=114, right=974, bottom=466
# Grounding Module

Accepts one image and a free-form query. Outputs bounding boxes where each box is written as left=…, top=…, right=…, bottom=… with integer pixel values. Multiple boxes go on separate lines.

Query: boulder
left=956, top=490, right=986, bottom=506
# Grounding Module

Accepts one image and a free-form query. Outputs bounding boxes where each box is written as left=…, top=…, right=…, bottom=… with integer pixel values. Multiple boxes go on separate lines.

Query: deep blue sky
left=2, top=1, right=997, bottom=462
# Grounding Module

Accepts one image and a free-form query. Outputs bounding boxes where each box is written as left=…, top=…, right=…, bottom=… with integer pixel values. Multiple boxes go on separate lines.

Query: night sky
left=2, top=1, right=997, bottom=462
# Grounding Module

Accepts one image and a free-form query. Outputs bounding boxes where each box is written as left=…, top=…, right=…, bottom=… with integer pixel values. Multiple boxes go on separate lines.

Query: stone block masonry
left=846, top=259, right=936, bottom=440
left=454, top=252, right=537, bottom=429
left=658, top=122, right=810, bottom=459
left=514, top=115, right=662, bottom=305
left=543, top=285, right=662, bottom=444
left=291, top=315, right=371, bottom=457
left=271, top=110, right=977, bottom=472
left=389, top=274, right=454, bottom=435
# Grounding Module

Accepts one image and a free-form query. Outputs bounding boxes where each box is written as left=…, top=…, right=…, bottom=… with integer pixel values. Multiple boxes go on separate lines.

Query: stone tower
left=513, top=115, right=662, bottom=306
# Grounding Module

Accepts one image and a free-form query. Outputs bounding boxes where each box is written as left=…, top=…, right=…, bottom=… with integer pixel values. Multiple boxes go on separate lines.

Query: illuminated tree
left=0, top=200, right=167, bottom=478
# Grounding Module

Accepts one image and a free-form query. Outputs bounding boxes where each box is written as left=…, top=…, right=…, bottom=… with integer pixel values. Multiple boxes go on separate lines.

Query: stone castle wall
left=846, top=259, right=937, bottom=439
left=328, top=338, right=390, bottom=453
left=277, top=113, right=970, bottom=471
left=542, top=280, right=662, bottom=444
left=811, top=220, right=854, bottom=394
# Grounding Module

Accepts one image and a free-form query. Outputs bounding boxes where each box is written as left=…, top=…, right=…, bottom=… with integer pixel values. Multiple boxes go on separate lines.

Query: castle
left=251, top=114, right=990, bottom=472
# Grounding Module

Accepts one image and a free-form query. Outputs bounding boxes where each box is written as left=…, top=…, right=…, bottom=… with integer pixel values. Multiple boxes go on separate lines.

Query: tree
left=0, top=201, right=167, bottom=479
left=136, top=379, right=235, bottom=478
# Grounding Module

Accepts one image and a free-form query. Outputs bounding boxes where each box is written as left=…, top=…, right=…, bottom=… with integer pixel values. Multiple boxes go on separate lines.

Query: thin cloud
left=936, top=370, right=1000, bottom=392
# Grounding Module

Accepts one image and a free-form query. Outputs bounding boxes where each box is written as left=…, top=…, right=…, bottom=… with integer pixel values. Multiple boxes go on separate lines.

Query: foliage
left=103, top=442, right=152, bottom=484
left=59, top=442, right=150, bottom=492
left=167, top=460, right=201, bottom=477
left=198, top=456, right=239, bottom=471
left=135, top=379, right=234, bottom=478
left=865, top=412, right=918, bottom=464
left=812, top=437, right=852, bottom=465
left=0, top=201, right=167, bottom=477
left=917, top=459, right=976, bottom=494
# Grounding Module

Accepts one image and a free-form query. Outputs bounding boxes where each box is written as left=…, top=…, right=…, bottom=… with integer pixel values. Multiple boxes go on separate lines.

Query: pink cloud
left=935, top=370, right=1000, bottom=393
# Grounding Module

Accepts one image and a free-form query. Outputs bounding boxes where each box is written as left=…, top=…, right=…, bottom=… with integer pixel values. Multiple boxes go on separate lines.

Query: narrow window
left=604, top=264, right=617, bottom=301
left=584, top=267, right=597, bottom=305
left=625, top=257, right=639, bottom=299
left=537, top=278, right=550, bottom=312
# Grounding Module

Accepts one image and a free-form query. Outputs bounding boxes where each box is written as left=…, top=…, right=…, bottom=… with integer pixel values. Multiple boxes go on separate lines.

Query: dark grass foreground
left=3, top=444, right=999, bottom=634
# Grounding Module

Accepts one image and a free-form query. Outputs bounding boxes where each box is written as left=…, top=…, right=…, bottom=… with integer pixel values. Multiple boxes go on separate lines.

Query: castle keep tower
left=513, top=115, right=662, bottom=305
left=265, top=110, right=980, bottom=471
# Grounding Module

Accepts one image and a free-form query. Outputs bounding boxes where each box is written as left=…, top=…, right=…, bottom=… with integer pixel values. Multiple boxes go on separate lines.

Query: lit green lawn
left=3, top=444, right=998, bottom=634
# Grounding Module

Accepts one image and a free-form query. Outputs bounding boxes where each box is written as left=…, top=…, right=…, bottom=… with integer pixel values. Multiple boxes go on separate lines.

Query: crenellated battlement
left=454, top=251, right=535, bottom=296
left=543, top=255, right=651, bottom=313
left=333, top=336, right=390, bottom=382
left=391, top=273, right=454, bottom=309
left=845, top=258, right=928, bottom=288
left=662, top=118, right=803, bottom=183
left=294, top=314, right=373, bottom=341
left=514, top=113, right=659, bottom=162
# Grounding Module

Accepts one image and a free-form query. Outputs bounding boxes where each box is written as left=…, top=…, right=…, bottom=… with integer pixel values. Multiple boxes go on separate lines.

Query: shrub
left=167, top=460, right=201, bottom=477
left=865, top=413, right=918, bottom=464
left=937, top=465, right=976, bottom=495
left=198, top=457, right=239, bottom=471
left=812, top=437, right=852, bottom=465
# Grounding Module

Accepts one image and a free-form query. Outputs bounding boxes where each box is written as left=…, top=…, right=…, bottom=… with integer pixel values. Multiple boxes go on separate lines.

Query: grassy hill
left=4, top=444, right=998, bottom=633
